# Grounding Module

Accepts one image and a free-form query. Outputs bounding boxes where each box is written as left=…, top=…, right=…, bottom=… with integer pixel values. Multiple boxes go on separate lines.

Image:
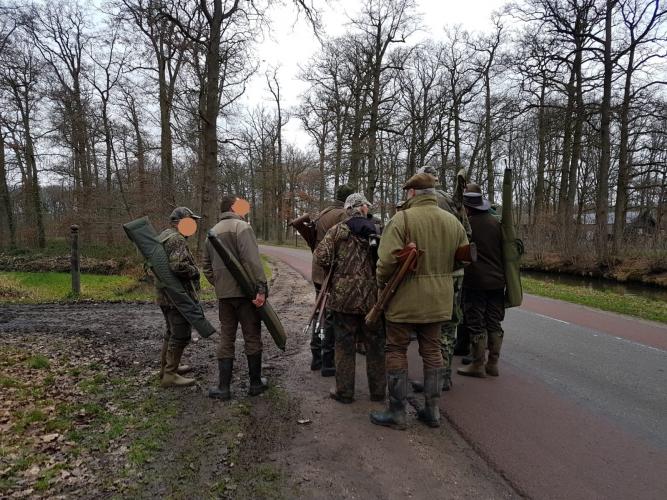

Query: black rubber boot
left=417, top=368, right=443, bottom=428
left=310, top=317, right=322, bottom=370
left=320, top=322, right=336, bottom=377
left=310, top=349, right=322, bottom=371
left=247, top=353, right=268, bottom=396
left=370, top=371, right=408, bottom=430
left=453, top=323, right=470, bottom=356
left=208, top=358, right=233, bottom=400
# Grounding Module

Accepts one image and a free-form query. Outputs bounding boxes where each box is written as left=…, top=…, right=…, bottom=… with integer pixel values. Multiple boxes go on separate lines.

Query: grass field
left=0, top=257, right=272, bottom=304
left=522, top=276, right=667, bottom=324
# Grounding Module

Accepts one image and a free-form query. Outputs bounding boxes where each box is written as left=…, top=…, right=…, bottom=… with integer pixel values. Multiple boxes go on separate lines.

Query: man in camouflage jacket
left=313, top=193, right=386, bottom=404
left=156, top=207, right=202, bottom=388
left=310, top=184, right=355, bottom=375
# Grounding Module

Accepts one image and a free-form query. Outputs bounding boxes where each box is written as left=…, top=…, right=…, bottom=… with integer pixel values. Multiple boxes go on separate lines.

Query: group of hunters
left=154, top=166, right=506, bottom=431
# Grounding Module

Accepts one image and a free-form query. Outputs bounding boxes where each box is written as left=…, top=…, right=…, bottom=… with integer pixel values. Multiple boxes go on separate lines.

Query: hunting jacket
left=376, top=194, right=468, bottom=323
left=313, top=214, right=378, bottom=315
left=202, top=212, right=267, bottom=300
left=311, top=200, right=348, bottom=286
left=155, top=228, right=200, bottom=306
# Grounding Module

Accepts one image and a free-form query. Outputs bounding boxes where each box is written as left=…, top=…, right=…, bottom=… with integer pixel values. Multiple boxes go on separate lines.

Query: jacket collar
left=403, top=194, right=437, bottom=210
left=219, top=211, right=243, bottom=221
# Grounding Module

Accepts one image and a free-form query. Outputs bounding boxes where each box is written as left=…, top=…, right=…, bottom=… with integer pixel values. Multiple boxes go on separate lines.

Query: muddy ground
left=0, top=260, right=516, bottom=499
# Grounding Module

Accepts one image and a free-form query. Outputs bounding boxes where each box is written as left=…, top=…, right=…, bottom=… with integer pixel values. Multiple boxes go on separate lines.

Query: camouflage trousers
left=160, top=305, right=192, bottom=349
left=440, top=275, right=464, bottom=377
left=463, top=288, right=505, bottom=346
left=332, top=311, right=386, bottom=400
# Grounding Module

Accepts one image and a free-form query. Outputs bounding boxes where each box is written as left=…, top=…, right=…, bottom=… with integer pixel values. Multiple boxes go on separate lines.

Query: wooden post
left=70, top=225, right=80, bottom=296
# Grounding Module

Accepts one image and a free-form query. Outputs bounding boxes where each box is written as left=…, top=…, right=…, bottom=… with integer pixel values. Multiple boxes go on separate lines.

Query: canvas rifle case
left=501, top=168, right=524, bottom=307
left=206, top=231, right=287, bottom=351
left=123, top=217, right=216, bottom=338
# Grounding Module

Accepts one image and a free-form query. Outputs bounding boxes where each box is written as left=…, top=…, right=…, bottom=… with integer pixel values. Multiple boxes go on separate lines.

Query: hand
left=252, top=293, right=266, bottom=308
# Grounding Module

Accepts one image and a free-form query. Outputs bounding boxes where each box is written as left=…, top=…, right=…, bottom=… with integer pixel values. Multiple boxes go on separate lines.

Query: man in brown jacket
left=370, top=173, right=469, bottom=430
left=313, top=193, right=385, bottom=404
left=203, top=195, right=269, bottom=400
left=457, top=192, right=506, bottom=378
left=310, top=184, right=355, bottom=375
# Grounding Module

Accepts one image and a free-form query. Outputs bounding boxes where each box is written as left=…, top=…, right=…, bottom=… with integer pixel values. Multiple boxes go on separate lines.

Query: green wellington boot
left=369, top=371, right=408, bottom=430
left=417, top=368, right=443, bottom=428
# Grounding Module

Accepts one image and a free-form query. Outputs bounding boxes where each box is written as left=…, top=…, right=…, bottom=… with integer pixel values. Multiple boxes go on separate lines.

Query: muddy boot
left=247, top=353, right=268, bottom=396
left=161, top=346, right=196, bottom=387
left=208, top=358, right=233, bottom=400
left=417, top=368, right=443, bottom=428
left=329, top=388, right=354, bottom=404
left=486, top=331, right=503, bottom=377
left=369, top=371, right=408, bottom=431
left=176, top=364, right=192, bottom=375
left=410, top=380, right=424, bottom=393
left=457, top=334, right=487, bottom=378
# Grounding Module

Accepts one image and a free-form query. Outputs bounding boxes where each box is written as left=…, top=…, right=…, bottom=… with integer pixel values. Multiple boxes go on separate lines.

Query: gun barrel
left=365, top=244, right=419, bottom=327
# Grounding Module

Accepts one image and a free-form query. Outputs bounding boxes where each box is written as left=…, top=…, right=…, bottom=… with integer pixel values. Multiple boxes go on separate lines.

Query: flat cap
left=403, top=172, right=437, bottom=190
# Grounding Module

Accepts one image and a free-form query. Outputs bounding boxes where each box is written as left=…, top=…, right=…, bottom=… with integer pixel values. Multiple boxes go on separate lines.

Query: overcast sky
left=240, top=0, right=508, bottom=144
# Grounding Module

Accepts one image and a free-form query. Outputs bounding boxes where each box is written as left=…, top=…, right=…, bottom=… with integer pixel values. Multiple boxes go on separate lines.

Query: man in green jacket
left=156, top=207, right=202, bottom=388
left=415, top=165, right=471, bottom=391
left=370, top=173, right=469, bottom=430
left=202, top=195, right=269, bottom=400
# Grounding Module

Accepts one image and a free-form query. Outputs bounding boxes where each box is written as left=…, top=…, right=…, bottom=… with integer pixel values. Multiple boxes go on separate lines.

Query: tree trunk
left=613, top=44, right=635, bottom=254
left=596, top=0, right=614, bottom=262
left=0, top=134, right=16, bottom=248
left=484, top=73, right=494, bottom=203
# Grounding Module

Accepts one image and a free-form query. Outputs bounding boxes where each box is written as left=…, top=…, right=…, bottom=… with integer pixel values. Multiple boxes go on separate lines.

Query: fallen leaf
left=42, top=432, right=60, bottom=443
left=297, top=419, right=311, bottom=425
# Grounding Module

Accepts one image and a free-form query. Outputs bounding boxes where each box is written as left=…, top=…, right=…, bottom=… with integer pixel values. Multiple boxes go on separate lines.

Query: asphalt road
left=260, top=244, right=667, bottom=500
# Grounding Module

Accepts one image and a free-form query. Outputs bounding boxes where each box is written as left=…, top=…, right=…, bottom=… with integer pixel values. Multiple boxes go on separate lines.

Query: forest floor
left=0, top=259, right=516, bottom=499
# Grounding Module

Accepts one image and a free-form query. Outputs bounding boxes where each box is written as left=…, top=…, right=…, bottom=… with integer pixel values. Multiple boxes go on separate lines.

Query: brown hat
left=403, top=173, right=437, bottom=190
left=463, top=192, right=491, bottom=211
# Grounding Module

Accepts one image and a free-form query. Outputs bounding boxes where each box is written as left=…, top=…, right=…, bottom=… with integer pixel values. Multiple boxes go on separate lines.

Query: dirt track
left=0, top=260, right=515, bottom=498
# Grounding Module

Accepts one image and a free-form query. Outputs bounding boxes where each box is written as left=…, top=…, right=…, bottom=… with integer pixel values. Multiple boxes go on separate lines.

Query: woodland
left=0, top=0, right=666, bottom=265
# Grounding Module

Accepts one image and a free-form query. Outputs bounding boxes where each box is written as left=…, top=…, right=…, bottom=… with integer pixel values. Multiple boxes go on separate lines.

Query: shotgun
left=365, top=242, right=420, bottom=327
left=303, top=266, right=333, bottom=336
left=289, top=214, right=318, bottom=251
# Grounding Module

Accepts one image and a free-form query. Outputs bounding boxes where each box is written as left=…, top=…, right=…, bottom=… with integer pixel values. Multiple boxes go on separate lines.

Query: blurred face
left=406, top=188, right=416, bottom=200
left=360, top=204, right=369, bottom=216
